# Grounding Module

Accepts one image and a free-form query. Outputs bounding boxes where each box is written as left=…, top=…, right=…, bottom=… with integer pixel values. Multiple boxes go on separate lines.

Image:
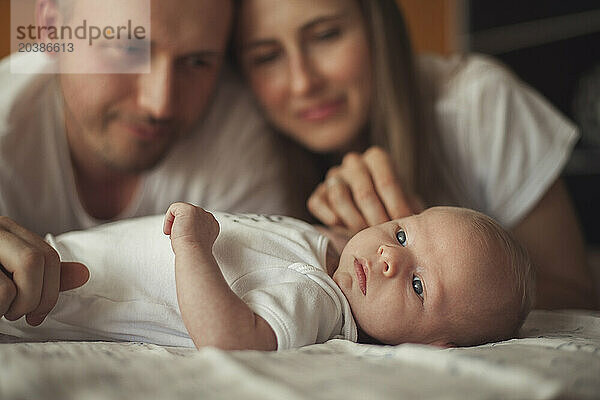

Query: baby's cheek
left=333, top=271, right=353, bottom=294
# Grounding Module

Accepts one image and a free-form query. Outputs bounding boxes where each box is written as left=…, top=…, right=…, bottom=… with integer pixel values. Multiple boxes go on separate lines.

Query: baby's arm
left=163, top=203, right=277, bottom=351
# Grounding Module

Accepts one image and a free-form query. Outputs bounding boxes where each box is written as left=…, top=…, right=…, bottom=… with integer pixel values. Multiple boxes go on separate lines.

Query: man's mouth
left=354, top=258, right=367, bottom=295
left=122, top=121, right=171, bottom=141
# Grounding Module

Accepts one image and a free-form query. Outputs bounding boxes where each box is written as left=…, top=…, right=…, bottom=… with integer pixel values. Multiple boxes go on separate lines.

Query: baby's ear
left=429, top=339, right=456, bottom=348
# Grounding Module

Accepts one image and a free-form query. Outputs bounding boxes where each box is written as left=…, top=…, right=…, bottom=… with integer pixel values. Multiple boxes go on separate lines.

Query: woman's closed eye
left=412, top=275, right=424, bottom=300
left=250, top=49, right=282, bottom=66
left=313, top=27, right=341, bottom=41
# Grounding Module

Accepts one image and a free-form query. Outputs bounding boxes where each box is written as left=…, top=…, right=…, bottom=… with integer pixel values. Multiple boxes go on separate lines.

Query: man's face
left=57, top=0, right=233, bottom=172
left=333, top=207, right=508, bottom=346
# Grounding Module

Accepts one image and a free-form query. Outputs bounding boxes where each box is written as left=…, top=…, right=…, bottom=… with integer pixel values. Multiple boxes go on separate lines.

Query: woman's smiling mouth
left=296, top=97, right=346, bottom=122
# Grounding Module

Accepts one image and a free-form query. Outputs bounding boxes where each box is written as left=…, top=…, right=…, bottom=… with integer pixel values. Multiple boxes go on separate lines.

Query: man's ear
left=35, top=0, right=62, bottom=54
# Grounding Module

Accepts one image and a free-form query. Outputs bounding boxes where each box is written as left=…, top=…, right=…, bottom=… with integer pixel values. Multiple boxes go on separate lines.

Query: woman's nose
left=288, top=55, right=323, bottom=96
left=378, top=245, right=400, bottom=278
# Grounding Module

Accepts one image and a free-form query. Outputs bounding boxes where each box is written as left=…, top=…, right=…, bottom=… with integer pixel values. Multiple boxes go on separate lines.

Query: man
left=0, top=0, right=299, bottom=327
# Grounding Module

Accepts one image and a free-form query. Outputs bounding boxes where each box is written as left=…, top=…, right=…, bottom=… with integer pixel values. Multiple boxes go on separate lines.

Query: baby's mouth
left=354, top=258, right=367, bottom=295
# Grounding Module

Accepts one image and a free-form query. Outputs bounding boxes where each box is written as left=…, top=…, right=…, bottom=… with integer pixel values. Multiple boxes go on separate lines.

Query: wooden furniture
left=396, top=0, right=460, bottom=54
left=1, top=0, right=10, bottom=59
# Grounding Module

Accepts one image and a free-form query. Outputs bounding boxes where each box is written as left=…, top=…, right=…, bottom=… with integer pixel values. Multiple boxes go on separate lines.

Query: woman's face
left=238, top=0, right=372, bottom=153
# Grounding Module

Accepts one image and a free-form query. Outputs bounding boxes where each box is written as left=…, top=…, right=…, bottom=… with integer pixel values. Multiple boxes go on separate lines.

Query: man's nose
left=137, top=55, right=175, bottom=119
left=378, top=245, right=405, bottom=278
left=288, top=53, right=323, bottom=96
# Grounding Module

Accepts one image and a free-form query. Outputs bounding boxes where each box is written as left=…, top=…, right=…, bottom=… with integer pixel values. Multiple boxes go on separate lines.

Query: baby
left=0, top=204, right=534, bottom=350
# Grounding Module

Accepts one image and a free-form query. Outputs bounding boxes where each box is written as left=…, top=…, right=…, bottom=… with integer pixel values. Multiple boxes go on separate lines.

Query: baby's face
left=333, top=207, right=507, bottom=346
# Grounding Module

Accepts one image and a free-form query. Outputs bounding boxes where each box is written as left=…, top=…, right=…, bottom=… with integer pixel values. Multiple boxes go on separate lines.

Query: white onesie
left=0, top=213, right=357, bottom=350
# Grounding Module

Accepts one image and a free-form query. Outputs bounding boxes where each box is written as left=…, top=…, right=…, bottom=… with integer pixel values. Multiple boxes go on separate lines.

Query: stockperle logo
left=11, top=0, right=151, bottom=74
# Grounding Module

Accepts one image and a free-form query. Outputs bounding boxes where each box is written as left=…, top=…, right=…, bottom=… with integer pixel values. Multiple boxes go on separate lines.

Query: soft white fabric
left=419, top=54, right=579, bottom=227
left=0, top=309, right=599, bottom=400
left=0, top=212, right=357, bottom=350
left=0, top=52, right=295, bottom=236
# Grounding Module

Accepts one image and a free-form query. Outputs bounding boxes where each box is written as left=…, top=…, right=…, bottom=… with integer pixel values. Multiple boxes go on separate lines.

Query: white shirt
left=0, top=52, right=296, bottom=236
left=419, top=54, right=579, bottom=227
left=0, top=213, right=357, bottom=350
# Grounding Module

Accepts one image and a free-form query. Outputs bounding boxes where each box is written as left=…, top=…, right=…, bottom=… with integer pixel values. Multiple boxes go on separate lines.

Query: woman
left=235, top=0, right=596, bottom=309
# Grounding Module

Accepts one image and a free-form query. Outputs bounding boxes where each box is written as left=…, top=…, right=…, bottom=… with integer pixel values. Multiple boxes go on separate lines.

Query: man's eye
left=412, top=275, right=424, bottom=299
left=185, top=57, right=212, bottom=69
left=122, top=46, right=146, bottom=56
left=396, top=229, right=407, bottom=247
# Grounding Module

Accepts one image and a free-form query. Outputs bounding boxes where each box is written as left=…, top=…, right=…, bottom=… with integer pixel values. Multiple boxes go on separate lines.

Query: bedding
left=1, top=309, right=599, bottom=400
left=1, top=248, right=598, bottom=399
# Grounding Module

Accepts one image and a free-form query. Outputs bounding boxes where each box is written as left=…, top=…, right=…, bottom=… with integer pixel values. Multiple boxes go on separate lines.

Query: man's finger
left=0, top=230, right=44, bottom=320
left=59, top=262, right=90, bottom=292
left=25, top=262, right=89, bottom=326
left=0, top=217, right=54, bottom=252
left=26, top=247, right=61, bottom=326
left=338, top=152, right=389, bottom=225
left=363, top=147, right=413, bottom=218
left=0, top=272, right=16, bottom=317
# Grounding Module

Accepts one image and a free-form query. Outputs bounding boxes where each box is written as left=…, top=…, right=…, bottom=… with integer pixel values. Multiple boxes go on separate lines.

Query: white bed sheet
left=1, top=309, right=599, bottom=400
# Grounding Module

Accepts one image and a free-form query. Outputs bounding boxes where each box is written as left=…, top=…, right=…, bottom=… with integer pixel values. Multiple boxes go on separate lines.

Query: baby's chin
left=356, top=326, right=384, bottom=345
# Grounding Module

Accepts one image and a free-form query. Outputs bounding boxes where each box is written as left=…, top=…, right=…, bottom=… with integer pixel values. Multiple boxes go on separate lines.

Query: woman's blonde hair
left=232, top=0, right=454, bottom=209
left=356, top=0, right=452, bottom=206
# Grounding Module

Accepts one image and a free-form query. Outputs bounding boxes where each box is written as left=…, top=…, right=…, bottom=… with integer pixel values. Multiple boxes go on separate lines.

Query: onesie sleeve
left=241, top=264, right=349, bottom=350
left=438, top=55, right=579, bottom=227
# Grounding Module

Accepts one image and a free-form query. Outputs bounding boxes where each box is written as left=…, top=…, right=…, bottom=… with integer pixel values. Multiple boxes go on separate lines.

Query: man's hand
left=163, top=202, right=220, bottom=252
left=307, top=146, right=424, bottom=233
left=0, top=217, right=89, bottom=326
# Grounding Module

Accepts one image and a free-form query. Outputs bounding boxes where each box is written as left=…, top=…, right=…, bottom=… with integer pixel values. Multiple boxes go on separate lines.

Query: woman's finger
left=307, top=183, right=341, bottom=227
left=325, top=175, right=368, bottom=233
left=337, top=152, right=390, bottom=226
left=363, top=147, right=414, bottom=218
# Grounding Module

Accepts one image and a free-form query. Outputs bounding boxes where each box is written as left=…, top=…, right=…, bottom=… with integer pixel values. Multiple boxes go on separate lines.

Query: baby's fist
left=163, top=203, right=220, bottom=251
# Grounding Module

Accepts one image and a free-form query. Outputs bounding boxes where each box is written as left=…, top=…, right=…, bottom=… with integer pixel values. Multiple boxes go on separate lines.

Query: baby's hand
left=163, top=203, right=220, bottom=252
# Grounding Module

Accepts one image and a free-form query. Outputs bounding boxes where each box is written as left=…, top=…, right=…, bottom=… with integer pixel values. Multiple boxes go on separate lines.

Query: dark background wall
left=465, top=1, right=600, bottom=244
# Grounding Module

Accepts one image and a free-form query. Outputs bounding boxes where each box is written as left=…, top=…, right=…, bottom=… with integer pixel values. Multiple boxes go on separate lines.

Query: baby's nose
left=378, top=245, right=400, bottom=278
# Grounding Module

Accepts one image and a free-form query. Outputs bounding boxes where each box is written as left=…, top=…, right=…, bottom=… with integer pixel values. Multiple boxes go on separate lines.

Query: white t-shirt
left=0, top=52, right=296, bottom=236
left=0, top=212, right=357, bottom=350
left=419, top=54, right=579, bottom=227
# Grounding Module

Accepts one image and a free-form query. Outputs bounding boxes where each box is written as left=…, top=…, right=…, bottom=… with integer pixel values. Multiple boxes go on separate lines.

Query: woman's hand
left=308, top=147, right=423, bottom=233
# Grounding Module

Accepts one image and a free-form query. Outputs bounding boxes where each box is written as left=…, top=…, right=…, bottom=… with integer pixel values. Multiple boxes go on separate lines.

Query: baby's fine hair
left=454, top=208, right=535, bottom=346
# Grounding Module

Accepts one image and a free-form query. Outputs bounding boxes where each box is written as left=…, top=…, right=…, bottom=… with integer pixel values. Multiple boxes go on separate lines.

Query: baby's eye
left=412, top=275, right=424, bottom=300
left=396, top=229, right=407, bottom=247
